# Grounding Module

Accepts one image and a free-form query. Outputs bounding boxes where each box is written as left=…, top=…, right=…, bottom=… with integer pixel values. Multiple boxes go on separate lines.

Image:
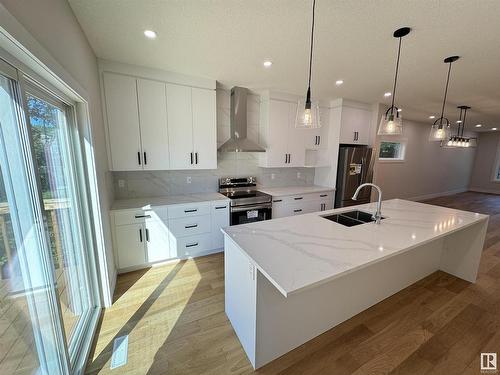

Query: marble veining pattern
left=222, top=199, right=488, bottom=296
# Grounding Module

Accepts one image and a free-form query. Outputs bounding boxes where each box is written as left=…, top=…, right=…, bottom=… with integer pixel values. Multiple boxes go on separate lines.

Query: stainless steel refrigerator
left=334, top=145, right=374, bottom=208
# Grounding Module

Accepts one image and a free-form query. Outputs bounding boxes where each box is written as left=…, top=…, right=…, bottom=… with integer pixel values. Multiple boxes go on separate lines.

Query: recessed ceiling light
left=263, top=60, right=273, bottom=68
left=429, top=115, right=436, bottom=119
left=397, top=108, right=402, bottom=112
left=475, top=124, right=482, bottom=127
left=335, top=80, right=344, bottom=86
left=493, top=127, right=498, bottom=130
left=144, top=30, right=157, bottom=39
left=384, top=92, right=392, bottom=97
left=456, top=120, right=462, bottom=123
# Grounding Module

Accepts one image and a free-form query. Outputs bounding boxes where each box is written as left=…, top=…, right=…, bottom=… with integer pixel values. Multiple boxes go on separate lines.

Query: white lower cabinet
left=272, top=190, right=334, bottom=219
left=112, top=199, right=230, bottom=272
left=114, top=223, right=146, bottom=269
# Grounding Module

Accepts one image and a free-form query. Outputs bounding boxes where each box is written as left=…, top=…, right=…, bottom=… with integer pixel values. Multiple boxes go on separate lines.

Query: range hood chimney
left=218, top=87, right=265, bottom=152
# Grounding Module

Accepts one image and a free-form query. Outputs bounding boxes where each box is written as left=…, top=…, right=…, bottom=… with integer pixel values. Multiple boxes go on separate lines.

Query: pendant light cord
left=462, top=107, right=468, bottom=136
left=390, top=36, right=402, bottom=113
left=307, top=0, right=316, bottom=97
left=440, top=62, right=453, bottom=124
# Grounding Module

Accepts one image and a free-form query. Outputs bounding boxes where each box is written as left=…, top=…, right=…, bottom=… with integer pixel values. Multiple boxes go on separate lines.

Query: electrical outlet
left=186, top=176, right=192, bottom=184
left=297, top=172, right=301, bottom=179
left=271, top=173, right=275, bottom=180
left=118, top=179, right=125, bottom=188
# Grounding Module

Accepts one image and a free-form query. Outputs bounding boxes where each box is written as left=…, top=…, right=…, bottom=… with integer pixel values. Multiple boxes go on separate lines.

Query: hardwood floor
left=86, top=192, right=500, bottom=374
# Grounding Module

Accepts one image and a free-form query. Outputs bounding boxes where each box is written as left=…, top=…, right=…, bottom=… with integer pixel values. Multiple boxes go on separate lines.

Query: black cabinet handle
left=294, top=209, right=302, bottom=213
left=144, top=152, right=147, bottom=165
left=318, top=136, right=320, bottom=145
left=215, top=206, right=227, bottom=209
left=320, top=194, right=328, bottom=197
left=273, top=199, right=282, bottom=203
left=186, top=242, right=199, bottom=248
left=190, top=152, right=193, bottom=164
left=146, top=228, right=150, bottom=242
left=139, top=228, right=143, bottom=242
left=285, top=154, right=287, bottom=164
left=137, top=152, right=141, bottom=165
left=184, top=209, right=198, bottom=213
left=185, top=224, right=198, bottom=229
left=288, top=154, right=291, bottom=163
left=195, top=152, right=198, bottom=164
left=134, top=214, right=151, bottom=219
left=294, top=197, right=303, bottom=200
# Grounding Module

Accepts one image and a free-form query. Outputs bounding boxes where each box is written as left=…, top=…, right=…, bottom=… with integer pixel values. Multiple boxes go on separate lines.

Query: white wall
left=469, top=132, right=500, bottom=194
left=0, top=0, right=116, bottom=301
left=373, top=119, right=476, bottom=201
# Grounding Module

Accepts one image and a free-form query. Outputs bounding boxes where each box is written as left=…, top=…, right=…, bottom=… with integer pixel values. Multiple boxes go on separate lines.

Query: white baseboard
left=469, top=187, right=500, bottom=195
left=407, top=188, right=469, bottom=202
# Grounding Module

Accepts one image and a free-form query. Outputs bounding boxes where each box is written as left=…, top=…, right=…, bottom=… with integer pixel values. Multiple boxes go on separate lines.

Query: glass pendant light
left=378, top=27, right=411, bottom=136
left=296, top=0, right=321, bottom=129
left=429, top=56, right=459, bottom=142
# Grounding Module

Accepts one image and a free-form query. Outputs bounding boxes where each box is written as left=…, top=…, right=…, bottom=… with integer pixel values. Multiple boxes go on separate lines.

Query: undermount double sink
left=322, top=210, right=385, bottom=227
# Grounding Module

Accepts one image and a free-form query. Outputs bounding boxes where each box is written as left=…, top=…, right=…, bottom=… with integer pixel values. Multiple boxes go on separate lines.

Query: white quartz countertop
left=111, top=192, right=229, bottom=211
left=222, top=199, right=488, bottom=297
left=257, top=185, right=334, bottom=197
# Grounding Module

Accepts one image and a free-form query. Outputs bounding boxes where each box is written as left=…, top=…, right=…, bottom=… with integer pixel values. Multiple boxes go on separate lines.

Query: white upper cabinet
left=192, top=88, right=217, bottom=169
left=287, top=102, right=306, bottom=167
left=101, top=63, right=217, bottom=171
left=338, top=104, right=372, bottom=145
left=263, top=99, right=289, bottom=167
left=166, top=83, right=194, bottom=169
left=137, top=78, right=170, bottom=170
left=103, top=72, right=142, bottom=171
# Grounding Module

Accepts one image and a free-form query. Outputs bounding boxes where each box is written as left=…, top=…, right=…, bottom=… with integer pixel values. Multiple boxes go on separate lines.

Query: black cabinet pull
left=186, top=242, right=199, bottom=248
left=273, top=199, right=282, bottom=203
left=190, top=152, right=193, bottom=164
left=184, top=209, right=198, bottom=213
left=294, top=209, right=302, bottom=213
left=318, top=136, right=320, bottom=145
left=146, top=228, right=150, bottom=242
left=294, top=197, right=303, bottom=200
left=285, top=154, right=287, bottom=164
left=215, top=206, right=227, bottom=210
left=134, top=214, right=151, bottom=219
left=137, top=152, right=141, bottom=165
left=139, top=228, right=143, bottom=242
left=144, top=152, right=147, bottom=165
left=195, top=152, right=198, bottom=164
left=320, top=194, right=328, bottom=197
left=185, top=224, right=198, bottom=229
left=288, top=154, right=291, bottom=163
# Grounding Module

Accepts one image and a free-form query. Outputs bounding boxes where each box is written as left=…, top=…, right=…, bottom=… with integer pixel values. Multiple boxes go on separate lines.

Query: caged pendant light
left=378, top=27, right=411, bottom=136
left=445, top=105, right=477, bottom=148
left=295, top=0, right=321, bottom=129
left=429, top=56, right=459, bottom=142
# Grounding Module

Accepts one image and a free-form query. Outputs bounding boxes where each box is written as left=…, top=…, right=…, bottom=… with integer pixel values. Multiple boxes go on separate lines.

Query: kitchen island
left=222, top=199, right=488, bottom=369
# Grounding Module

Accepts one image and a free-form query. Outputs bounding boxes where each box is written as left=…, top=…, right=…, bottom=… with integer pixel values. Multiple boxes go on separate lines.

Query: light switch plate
left=118, top=179, right=125, bottom=188
left=186, top=176, right=192, bottom=184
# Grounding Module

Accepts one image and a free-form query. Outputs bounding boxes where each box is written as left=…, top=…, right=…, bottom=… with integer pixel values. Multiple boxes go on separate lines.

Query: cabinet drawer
left=168, top=215, right=211, bottom=238
left=113, top=210, right=149, bottom=226
left=170, top=233, right=212, bottom=258
left=168, top=202, right=210, bottom=218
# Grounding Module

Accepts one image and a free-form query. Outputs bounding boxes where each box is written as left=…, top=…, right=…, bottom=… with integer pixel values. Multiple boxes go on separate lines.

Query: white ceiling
left=69, top=0, right=500, bottom=132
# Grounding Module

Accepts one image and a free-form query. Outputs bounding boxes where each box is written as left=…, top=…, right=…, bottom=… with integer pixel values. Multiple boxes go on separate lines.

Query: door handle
left=146, top=228, right=150, bottom=242
left=137, top=152, right=141, bottom=165
left=195, top=152, right=198, bottom=164
left=144, top=152, right=147, bottom=165
left=190, top=152, right=193, bottom=165
left=139, top=228, right=143, bottom=242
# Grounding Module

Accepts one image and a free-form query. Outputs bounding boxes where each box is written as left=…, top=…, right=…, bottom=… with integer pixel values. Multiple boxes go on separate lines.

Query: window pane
left=379, top=141, right=402, bottom=159
left=0, top=75, right=65, bottom=374
left=26, top=93, right=92, bottom=346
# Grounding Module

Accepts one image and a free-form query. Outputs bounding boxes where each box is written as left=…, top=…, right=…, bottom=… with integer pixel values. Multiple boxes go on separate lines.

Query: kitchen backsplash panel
left=112, top=86, right=315, bottom=199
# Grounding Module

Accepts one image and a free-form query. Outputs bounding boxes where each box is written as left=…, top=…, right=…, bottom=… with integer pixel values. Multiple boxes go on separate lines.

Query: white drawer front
left=168, top=215, right=211, bottom=238
left=113, top=210, right=149, bottom=226
left=168, top=202, right=210, bottom=219
left=170, top=233, right=212, bottom=258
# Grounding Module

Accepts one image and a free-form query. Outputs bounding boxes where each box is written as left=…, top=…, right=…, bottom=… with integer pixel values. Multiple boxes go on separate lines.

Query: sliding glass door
left=0, top=59, right=100, bottom=374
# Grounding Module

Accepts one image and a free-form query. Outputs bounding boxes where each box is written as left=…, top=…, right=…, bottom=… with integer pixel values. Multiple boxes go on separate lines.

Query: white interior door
left=166, top=83, right=194, bottom=169
left=137, top=78, right=170, bottom=170
left=115, top=224, right=146, bottom=269
left=192, top=88, right=217, bottom=169
left=103, top=72, right=142, bottom=170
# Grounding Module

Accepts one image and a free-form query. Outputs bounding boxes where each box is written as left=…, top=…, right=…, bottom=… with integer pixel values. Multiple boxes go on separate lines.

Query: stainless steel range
left=218, top=177, right=272, bottom=225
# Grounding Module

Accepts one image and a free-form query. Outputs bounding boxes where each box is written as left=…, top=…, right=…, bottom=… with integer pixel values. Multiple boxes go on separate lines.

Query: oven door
left=230, top=203, right=272, bottom=225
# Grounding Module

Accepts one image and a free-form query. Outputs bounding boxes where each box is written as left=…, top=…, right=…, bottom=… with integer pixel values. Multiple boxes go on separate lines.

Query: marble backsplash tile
left=112, top=87, right=316, bottom=199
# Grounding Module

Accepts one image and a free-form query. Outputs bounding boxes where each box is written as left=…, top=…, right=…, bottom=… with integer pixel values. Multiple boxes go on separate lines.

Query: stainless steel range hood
left=218, top=87, right=266, bottom=152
